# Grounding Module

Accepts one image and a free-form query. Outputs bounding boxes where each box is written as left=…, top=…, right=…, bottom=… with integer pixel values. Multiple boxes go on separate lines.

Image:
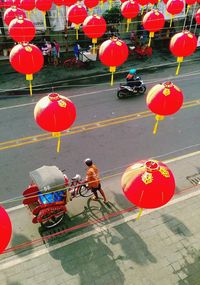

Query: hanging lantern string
left=136, top=208, right=143, bottom=220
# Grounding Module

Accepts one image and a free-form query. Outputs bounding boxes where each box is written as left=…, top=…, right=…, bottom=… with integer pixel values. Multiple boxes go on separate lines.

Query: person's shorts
left=91, top=183, right=101, bottom=193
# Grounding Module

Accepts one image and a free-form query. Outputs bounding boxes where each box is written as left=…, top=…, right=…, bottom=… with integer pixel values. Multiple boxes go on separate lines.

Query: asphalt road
left=1, top=61, right=200, bottom=206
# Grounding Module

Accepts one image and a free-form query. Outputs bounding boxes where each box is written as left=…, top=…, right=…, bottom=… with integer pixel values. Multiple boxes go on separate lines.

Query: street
left=0, top=61, right=200, bottom=205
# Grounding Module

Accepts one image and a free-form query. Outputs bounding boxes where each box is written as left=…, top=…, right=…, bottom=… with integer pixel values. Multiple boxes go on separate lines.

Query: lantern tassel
left=176, top=57, right=183, bottom=76
left=126, top=19, right=131, bottom=32
left=26, top=74, right=33, bottom=96
left=141, top=6, right=144, bottom=15
left=92, top=38, right=97, bottom=54
left=170, top=15, right=174, bottom=28
left=57, top=134, right=61, bottom=153
left=136, top=208, right=143, bottom=220
left=148, top=32, right=154, bottom=47
left=109, top=0, right=112, bottom=10
left=75, top=25, right=79, bottom=40
left=153, top=115, right=164, bottom=135
left=109, top=66, right=116, bottom=86
left=57, top=6, right=60, bottom=16
left=42, top=11, right=46, bottom=29
left=186, top=4, right=190, bottom=16
left=52, top=132, right=61, bottom=153
left=27, top=11, right=30, bottom=19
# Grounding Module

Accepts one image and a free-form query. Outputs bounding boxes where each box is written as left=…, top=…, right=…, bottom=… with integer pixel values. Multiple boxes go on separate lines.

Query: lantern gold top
left=145, top=160, right=159, bottom=172
left=48, top=93, right=61, bottom=101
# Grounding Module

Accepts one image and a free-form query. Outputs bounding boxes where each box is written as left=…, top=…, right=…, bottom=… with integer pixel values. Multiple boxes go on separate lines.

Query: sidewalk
left=0, top=47, right=200, bottom=96
left=1, top=151, right=200, bottom=284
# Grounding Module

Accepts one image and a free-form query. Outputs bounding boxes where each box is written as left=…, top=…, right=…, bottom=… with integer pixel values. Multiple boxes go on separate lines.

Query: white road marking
left=1, top=187, right=200, bottom=270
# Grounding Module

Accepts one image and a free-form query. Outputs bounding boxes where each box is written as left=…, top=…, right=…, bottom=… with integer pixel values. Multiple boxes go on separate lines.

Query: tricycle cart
left=23, top=165, right=71, bottom=229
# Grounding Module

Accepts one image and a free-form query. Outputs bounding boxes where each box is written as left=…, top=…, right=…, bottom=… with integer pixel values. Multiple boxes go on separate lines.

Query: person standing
left=54, top=39, right=60, bottom=63
left=51, top=42, right=58, bottom=65
left=84, top=158, right=108, bottom=203
left=74, top=42, right=80, bottom=62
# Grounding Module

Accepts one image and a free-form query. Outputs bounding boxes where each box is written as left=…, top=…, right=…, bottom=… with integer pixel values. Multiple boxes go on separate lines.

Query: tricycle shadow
left=38, top=198, right=121, bottom=247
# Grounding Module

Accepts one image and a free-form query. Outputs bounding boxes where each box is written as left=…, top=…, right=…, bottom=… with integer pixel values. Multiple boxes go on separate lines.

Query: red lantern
left=0, top=0, right=4, bottom=8
left=137, top=0, right=149, bottom=14
left=142, top=9, right=165, bottom=46
left=82, top=15, right=106, bottom=52
left=146, top=81, right=184, bottom=134
left=3, top=0, right=13, bottom=8
left=63, top=0, right=77, bottom=6
left=166, top=0, right=184, bottom=26
left=149, top=0, right=159, bottom=4
left=170, top=30, right=197, bottom=75
left=9, top=43, right=44, bottom=96
left=99, top=37, right=129, bottom=86
left=35, top=0, right=53, bottom=28
left=9, top=16, right=35, bottom=42
left=195, top=8, right=200, bottom=24
left=121, top=159, right=175, bottom=218
left=3, top=7, right=26, bottom=26
left=67, top=4, right=88, bottom=39
left=121, top=0, right=139, bottom=32
left=20, top=0, right=35, bottom=12
left=34, top=93, right=76, bottom=152
left=84, top=0, right=99, bottom=10
left=0, top=206, right=12, bottom=254
left=185, top=0, right=196, bottom=14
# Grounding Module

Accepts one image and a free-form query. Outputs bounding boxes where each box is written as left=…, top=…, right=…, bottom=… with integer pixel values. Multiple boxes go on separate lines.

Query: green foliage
left=103, top=6, right=123, bottom=24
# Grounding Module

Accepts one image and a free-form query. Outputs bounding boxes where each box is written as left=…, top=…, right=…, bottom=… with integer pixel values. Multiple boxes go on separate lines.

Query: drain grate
left=186, top=173, right=200, bottom=186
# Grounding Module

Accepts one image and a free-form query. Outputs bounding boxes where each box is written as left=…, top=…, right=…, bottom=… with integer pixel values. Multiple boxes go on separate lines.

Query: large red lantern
left=142, top=9, right=165, bottom=46
left=170, top=30, right=197, bottom=75
left=146, top=81, right=184, bottom=134
left=99, top=37, right=129, bottom=86
left=34, top=93, right=76, bottom=152
left=82, top=15, right=106, bottom=52
left=9, top=16, right=35, bottom=42
left=3, top=7, right=26, bottom=26
left=121, top=159, right=175, bottom=218
left=166, top=0, right=184, bottom=26
left=9, top=43, right=44, bottom=96
left=67, top=4, right=88, bottom=39
left=0, top=206, right=12, bottom=254
left=35, top=0, right=53, bottom=28
left=195, top=7, right=200, bottom=24
left=121, top=0, right=139, bottom=32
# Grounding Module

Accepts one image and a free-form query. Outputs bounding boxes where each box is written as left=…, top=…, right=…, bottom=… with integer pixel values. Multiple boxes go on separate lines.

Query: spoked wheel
left=79, top=185, right=93, bottom=197
left=117, top=91, right=126, bottom=99
left=41, top=214, right=64, bottom=229
left=138, top=86, right=146, bottom=94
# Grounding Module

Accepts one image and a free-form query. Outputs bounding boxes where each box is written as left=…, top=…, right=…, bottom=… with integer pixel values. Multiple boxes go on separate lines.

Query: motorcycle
left=117, top=76, right=146, bottom=99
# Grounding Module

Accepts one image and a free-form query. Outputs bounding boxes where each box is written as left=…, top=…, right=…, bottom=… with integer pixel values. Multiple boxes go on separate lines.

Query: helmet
left=129, top=69, right=136, bottom=75
left=74, top=174, right=81, bottom=181
left=84, top=158, right=93, bottom=166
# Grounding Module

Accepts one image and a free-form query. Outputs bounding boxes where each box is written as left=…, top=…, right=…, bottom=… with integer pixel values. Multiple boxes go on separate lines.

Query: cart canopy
left=30, top=165, right=66, bottom=192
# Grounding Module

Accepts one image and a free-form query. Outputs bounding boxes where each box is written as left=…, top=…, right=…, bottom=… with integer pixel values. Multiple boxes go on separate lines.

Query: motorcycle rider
left=126, top=69, right=141, bottom=91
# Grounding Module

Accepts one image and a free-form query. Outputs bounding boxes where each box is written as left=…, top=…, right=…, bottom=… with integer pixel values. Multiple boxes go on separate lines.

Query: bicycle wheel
left=79, top=185, right=93, bottom=197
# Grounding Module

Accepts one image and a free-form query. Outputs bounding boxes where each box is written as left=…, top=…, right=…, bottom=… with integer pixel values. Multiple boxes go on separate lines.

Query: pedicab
left=22, top=165, right=72, bottom=229
left=23, top=165, right=92, bottom=228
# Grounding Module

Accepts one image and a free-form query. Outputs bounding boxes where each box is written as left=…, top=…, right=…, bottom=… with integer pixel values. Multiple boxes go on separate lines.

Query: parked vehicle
left=22, top=166, right=92, bottom=229
left=117, top=77, right=146, bottom=99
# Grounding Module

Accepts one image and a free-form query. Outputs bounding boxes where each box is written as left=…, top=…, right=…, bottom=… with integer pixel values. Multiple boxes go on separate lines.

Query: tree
left=103, top=6, right=123, bottom=24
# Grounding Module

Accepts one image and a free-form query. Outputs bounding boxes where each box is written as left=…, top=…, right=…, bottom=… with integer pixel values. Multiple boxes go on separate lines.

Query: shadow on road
left=11, top=233, right=33, bottom=256
left=162, top=214, right=192, bottom=237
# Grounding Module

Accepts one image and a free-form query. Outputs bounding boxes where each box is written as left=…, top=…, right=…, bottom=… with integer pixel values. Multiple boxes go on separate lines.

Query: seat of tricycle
left=38, top=190, right=65, bottom=205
